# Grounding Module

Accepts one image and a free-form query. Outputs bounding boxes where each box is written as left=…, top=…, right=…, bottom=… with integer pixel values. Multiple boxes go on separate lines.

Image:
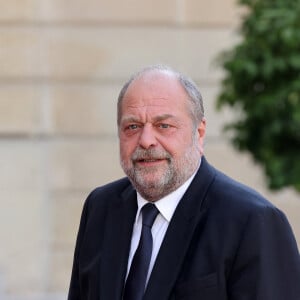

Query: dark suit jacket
left=68, top=157, right=300, bottom=300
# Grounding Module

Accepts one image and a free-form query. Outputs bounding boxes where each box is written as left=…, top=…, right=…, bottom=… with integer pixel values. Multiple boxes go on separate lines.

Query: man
left=68, top=65, right=300, bottom=300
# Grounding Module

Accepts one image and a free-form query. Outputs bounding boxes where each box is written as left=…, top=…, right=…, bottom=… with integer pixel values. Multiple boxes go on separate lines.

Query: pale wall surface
left=0, top=1, right=299, bottom=299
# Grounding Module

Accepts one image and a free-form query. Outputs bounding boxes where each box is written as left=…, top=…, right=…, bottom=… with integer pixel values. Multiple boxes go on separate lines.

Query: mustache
left=131, top=148, right=171, bottom=161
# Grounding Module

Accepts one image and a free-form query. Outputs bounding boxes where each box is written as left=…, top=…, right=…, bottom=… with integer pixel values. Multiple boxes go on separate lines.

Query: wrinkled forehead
left=123, top=71, right=187, bottom=104
left=117, top=69, right=193, bottom=125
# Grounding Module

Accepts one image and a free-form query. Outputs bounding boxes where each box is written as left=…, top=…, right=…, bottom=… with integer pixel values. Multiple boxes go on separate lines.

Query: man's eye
left=158, top=123, right=170, bottom=129
left=127, top=124, right=139, bottom=130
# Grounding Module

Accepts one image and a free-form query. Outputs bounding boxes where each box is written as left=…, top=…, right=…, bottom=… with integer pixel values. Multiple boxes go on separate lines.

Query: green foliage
left=217, top=0, right=300, bottom=191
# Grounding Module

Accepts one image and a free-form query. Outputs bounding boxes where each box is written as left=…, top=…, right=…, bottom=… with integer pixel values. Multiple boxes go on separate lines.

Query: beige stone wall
left=0, top=1, right=299, bottom=299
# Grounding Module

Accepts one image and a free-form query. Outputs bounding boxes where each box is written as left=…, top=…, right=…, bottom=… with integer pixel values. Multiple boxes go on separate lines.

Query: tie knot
left=141, top=203, right=159, bottom=228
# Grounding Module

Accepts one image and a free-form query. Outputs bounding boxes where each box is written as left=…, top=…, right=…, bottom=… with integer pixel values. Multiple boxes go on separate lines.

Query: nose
left=138, top=124, right=157, bottom=149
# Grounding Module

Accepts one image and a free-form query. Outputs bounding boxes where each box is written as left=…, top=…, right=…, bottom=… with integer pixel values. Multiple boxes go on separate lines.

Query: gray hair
left=117, top=64, right=204, bottom=127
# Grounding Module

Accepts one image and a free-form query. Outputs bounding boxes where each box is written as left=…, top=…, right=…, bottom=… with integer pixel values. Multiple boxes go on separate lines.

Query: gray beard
left=120, top=143, right=200, bottom=202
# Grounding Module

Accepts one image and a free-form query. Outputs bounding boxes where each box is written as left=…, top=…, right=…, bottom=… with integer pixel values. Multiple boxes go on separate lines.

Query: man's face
left=118, top=71, right=206, bottom=201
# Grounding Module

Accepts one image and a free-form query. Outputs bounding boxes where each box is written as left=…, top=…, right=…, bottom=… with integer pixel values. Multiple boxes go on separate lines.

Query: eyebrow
left=121, top=114, right=176, bottom=124
left=153, top=114, right=175, bottom=122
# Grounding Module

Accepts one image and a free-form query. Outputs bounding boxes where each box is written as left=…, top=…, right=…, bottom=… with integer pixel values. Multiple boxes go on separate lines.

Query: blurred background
left=0, top=1, right=299, bottom=299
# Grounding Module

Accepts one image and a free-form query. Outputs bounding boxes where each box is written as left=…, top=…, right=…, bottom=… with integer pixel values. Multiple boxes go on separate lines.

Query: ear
left=197, top=118, right=206, bottom=156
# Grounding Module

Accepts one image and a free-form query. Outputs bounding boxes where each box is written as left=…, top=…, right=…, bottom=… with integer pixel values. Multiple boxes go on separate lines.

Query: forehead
left=121, top=71, right=189, bottom=112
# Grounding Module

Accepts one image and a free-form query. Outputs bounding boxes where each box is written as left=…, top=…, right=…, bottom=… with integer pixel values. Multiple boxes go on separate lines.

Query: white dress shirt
left=126, top=163, right=200, bottom=284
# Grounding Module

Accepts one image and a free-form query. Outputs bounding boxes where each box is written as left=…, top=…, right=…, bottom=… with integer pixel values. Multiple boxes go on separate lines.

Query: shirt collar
left=136, top=159, right=201, bottom=223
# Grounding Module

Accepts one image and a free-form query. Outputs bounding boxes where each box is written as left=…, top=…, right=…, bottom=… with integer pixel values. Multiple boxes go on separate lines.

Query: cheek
left=163, top=133, right=191, bottom=150
left=120, top=144, right=130, bottom=159
left=119, top=138, right=136, bottom=159
left=158, top=138, right=180, bottom=157
left=164, top=136, right=199, bottom=158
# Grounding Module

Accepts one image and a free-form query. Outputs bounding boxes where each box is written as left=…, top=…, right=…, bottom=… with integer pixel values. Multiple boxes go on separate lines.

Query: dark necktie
left=123, top=203, right=159, bottom=300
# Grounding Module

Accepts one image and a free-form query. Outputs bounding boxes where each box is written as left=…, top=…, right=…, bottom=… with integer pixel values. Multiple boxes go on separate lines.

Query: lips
left=134, top=158, right=166, bottom=165
left=131, top=148, right=171, bottom=164
left=138, top=159, right=162, bottom=162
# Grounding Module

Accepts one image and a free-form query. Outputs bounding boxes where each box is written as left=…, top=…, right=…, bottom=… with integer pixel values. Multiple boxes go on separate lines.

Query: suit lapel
left=144, top=157, right=216, bottom=299
left=99, top=185, right=137, bottom=300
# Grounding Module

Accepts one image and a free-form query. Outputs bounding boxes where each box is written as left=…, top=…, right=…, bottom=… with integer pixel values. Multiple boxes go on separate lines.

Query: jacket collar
left=99, top=184, right=137, bottom=300
left=99, top=156, right=216, bottom=299
left=144, top=156, right=216, bottom=299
